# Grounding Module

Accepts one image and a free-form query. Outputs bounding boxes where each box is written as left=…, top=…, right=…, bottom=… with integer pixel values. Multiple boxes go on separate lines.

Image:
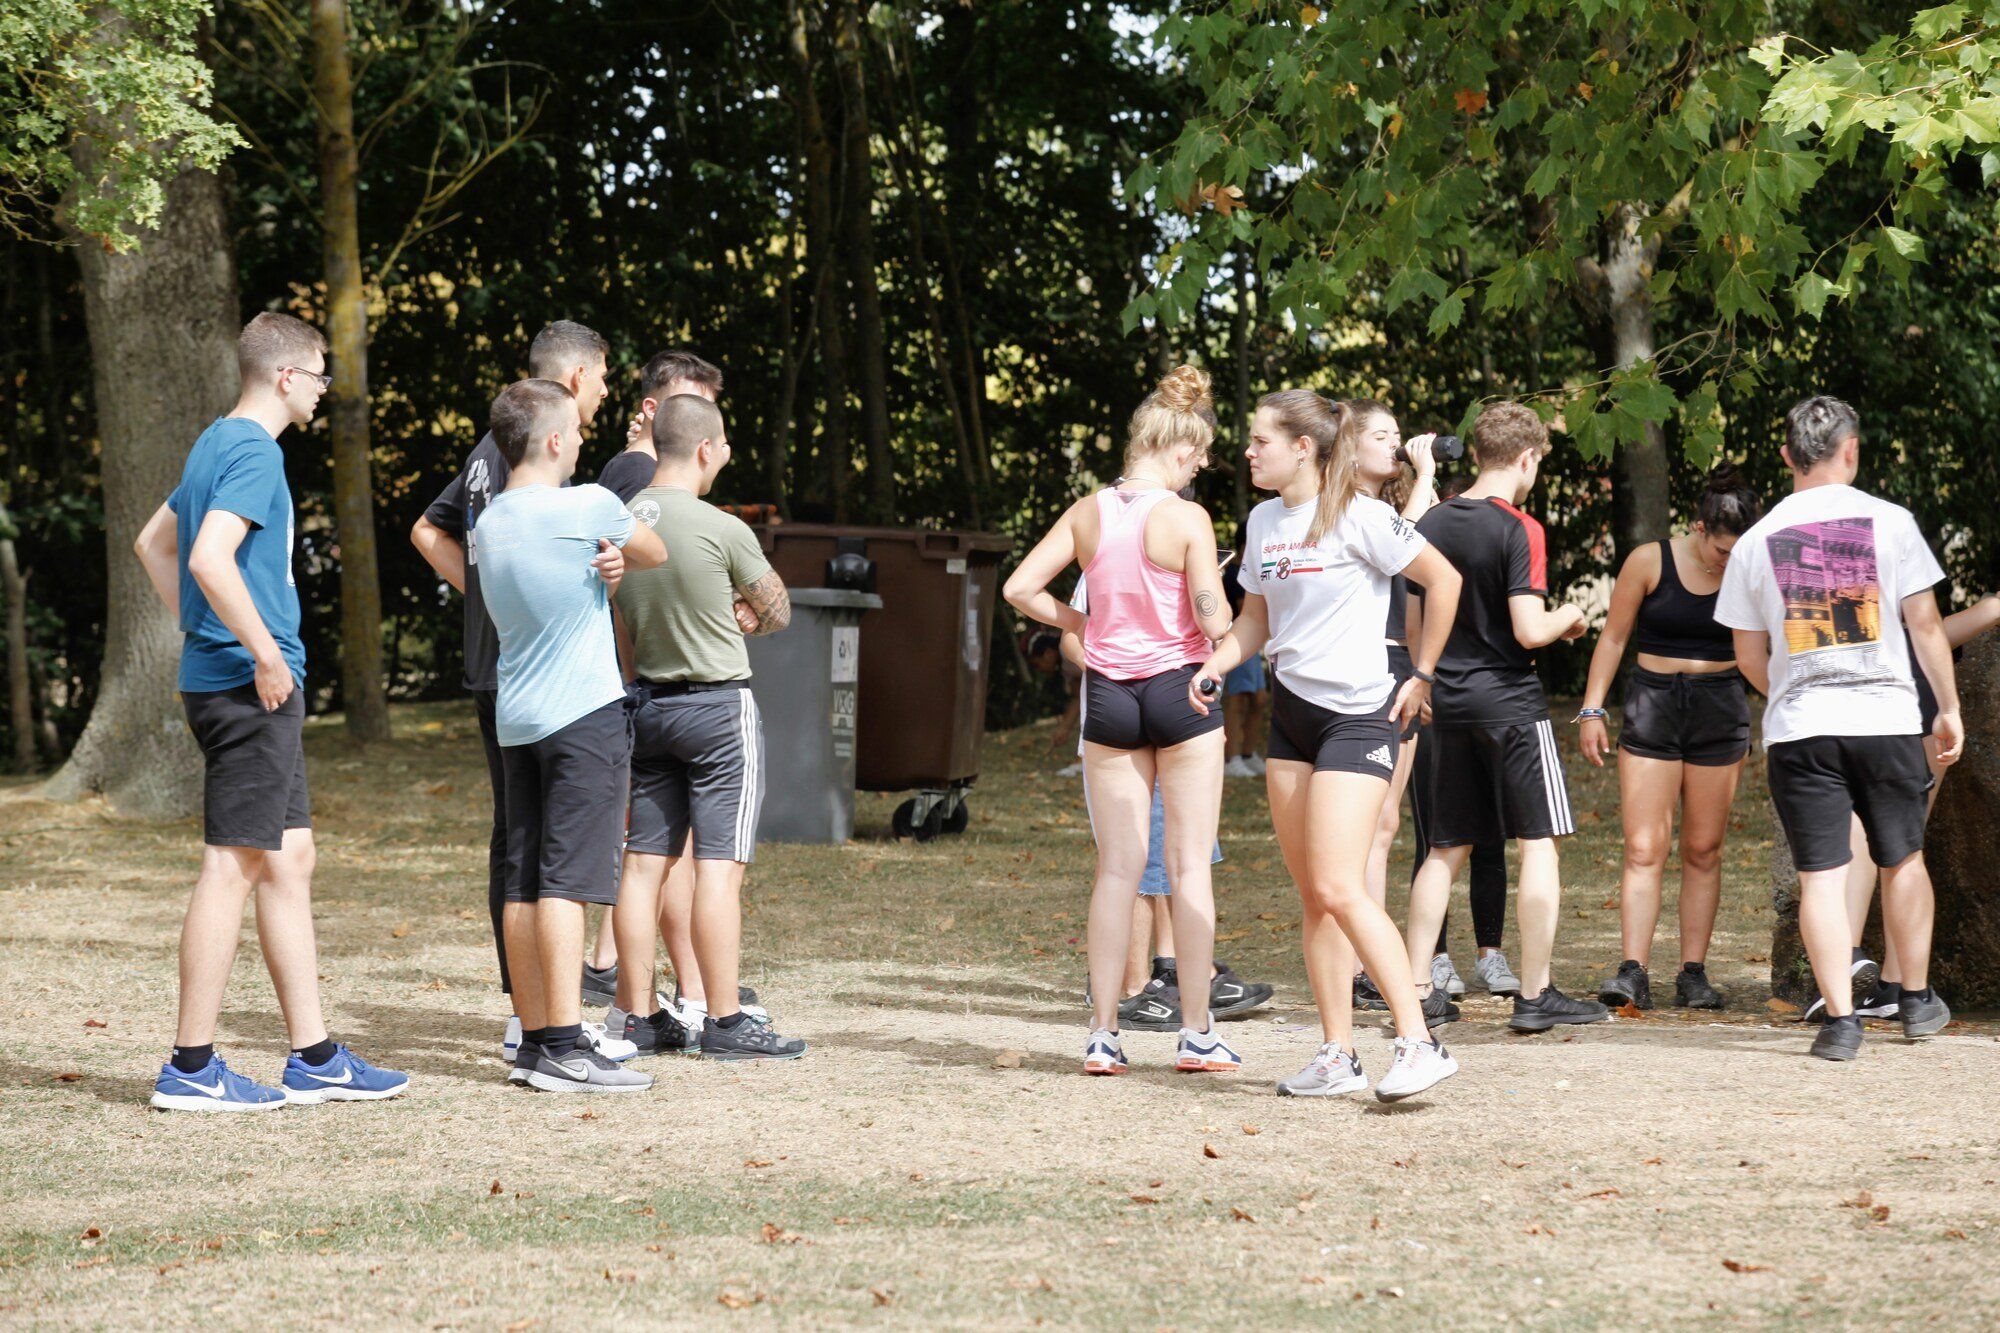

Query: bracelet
left=1573, top=707, right=1608, bottom=723
left=1412, top=667, right=1436, bottom=685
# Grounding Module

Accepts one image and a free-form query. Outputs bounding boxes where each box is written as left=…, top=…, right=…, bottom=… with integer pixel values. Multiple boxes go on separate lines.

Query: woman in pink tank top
left=1004, top=366, right=1236, bottom=1077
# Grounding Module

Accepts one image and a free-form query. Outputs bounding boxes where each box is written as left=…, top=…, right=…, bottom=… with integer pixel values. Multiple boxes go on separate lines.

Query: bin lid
left=788, top=589, right=884, bottom=610
left=755, top=523, right=1013, bottom=560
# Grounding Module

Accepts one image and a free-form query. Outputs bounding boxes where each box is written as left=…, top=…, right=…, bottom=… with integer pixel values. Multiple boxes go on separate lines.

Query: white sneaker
left=502, top=1015, right=522, bottom=1060
left=1083, top=1028, right=1127, bottom=1076
left=1057, top=761, right=1084, bottom=778
left=1275, top=1043, right=1367, bottom=1097
left=1374, top=1036, right=1458, bottom=1103
left=1431, top=952, right=1466, bottom=997
left=1475, top=951, right=1522, bottom=996
left=579, top=1020, right=637, bottom=1062
left=1174, top=1025, right=1242, bottom=1073
left=1223, top=756, right=1254, bottom=778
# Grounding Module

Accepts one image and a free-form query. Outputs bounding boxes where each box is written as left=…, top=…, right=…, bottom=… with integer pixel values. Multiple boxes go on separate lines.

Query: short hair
left=651, top=392, right=726, bottom=462
left=238, top=311, right=326, bottom=383
left=1785, top=395, right=1859, bottom=470
left=640, top=349, right=723, bottom=399
left=489, top=379, right=576, bottom=467
left=527, top=320, right=609, bottom=380
left=1471, top=402, right=1548, bottom=469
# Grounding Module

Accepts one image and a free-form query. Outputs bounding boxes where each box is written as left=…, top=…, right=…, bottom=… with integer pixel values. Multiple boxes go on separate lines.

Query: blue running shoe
left=151, top=1055, right=286, bottom=1113
left=280, top=1045, right=410, bottom=1105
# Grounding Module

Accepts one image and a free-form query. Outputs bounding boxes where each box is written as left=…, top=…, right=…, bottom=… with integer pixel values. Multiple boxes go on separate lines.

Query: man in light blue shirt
left=475, top=378, right=666, bottom=1093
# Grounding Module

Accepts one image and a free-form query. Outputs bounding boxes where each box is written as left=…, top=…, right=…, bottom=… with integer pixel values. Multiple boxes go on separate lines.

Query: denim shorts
left=1223, top=656, right=1267, bottom=696
left=1139, top=783, right=1223, bottom=895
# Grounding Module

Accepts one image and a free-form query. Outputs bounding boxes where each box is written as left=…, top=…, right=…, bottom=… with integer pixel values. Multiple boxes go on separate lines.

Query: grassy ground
left=2, top=701, right=1996, bottom=1329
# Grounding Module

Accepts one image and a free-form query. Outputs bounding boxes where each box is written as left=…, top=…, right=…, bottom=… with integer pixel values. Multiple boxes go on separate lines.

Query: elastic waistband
left=1631, top=666, right=1743, bottom=688
left=635, top=679, right=749, bottom=697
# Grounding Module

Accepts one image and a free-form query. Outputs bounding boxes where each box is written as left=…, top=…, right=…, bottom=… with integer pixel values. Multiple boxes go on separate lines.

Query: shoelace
left=1310, top=1044, right=1350, bottom=1075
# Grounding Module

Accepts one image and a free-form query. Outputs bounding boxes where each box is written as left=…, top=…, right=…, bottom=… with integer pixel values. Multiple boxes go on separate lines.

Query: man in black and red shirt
left=1407, top=403, right=1607, bottom=1032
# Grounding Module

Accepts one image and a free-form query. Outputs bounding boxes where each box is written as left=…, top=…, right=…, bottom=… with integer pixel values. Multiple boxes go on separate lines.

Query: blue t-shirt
left=475, top=482, right=635, bottom=745
left=169, top=418, right=305, bottom=693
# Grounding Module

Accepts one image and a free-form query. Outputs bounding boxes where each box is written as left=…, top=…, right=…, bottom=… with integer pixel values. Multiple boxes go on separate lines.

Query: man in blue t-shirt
left=475, top=378, right=666, bottom=1093
left=132, top=311, right=408, bottom=1112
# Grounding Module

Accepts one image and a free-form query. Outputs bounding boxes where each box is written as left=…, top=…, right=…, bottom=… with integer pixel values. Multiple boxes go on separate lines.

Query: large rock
left=1771, top=635, right=2000, bottom=1008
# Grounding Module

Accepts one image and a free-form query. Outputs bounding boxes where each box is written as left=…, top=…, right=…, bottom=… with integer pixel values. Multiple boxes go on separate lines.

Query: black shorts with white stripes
left=1422, top=717, right=1575, bottom=847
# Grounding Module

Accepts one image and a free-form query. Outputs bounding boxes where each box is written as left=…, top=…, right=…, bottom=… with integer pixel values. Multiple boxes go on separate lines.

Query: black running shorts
left=1266, top=677, right=1399, bottom=778
left=1766, top=733, right=1932, bottom=873
left=626, top=682, right=766, bottom=864
left=182, top=683, right=311, bottom=851
left=501, top=699, right=631, bottom=906
left=1617, top=668, right=1751, bottom=767
left=1423, top=718, right=1575, bottom=847
left=1082, top=663, right=1222, bottom=751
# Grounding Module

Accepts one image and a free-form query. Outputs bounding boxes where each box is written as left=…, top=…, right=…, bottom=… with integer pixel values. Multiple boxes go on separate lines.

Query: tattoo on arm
left=1195, top=590, right=1220, bottom=621
left=738, top=571, right=791, bottom=636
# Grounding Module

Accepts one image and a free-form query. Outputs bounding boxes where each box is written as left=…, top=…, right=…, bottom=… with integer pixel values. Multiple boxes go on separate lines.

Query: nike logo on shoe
left=302, top=1067, right=353, bottom=1085
left=176, top=1079, right=229, bottom=1098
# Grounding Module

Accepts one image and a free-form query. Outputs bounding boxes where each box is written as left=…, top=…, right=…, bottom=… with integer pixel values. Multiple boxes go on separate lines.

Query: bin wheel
left=915, top=800, right=949, bottom=843
left=892, top=798, right=921, bottom=839
left=943, top=800, right=970, bottom=835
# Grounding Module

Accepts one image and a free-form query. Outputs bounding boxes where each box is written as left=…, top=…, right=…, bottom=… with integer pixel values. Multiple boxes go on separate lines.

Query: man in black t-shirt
left=1406, top=403, right=1606, bottom=1033
left=410, top=321, right=617, bottom=1055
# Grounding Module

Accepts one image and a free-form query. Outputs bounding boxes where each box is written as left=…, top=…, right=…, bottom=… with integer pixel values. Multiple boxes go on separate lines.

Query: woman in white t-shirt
left=1191, top=393, right=1465, bottom=1102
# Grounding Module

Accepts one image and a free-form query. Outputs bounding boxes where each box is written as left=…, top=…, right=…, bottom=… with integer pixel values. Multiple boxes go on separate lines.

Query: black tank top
left=1633, top=539, right=1733, bottom=662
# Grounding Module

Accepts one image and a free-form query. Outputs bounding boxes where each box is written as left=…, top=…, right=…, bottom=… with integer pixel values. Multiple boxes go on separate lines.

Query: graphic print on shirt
left=465, top=455, right=492, bottom=568
left=1767, top=516, right=1893, bottom=687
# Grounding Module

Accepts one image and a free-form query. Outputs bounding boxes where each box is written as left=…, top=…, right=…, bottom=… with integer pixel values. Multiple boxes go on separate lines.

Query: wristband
left=1573, top=707, right=1608, bottom=723
left=1412, top=667, right=1436, bottom=685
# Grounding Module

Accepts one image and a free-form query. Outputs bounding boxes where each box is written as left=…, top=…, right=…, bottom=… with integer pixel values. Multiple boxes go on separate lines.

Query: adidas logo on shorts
left=1364, top=744, right=1394, bottom=769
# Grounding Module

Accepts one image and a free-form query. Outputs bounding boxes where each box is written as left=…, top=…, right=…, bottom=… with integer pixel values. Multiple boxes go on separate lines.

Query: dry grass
left=2, top=701, right=1996, bottom=1329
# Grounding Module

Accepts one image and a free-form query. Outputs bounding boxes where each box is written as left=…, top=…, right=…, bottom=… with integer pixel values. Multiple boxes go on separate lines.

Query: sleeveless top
left=1633, top=538, right=1733, bottom=662
left=1081, top=488, right=1210, bottom=681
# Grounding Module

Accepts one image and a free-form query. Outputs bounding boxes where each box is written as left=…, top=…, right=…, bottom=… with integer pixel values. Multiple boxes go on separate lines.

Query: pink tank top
left=1081, top=488, right=1210, bottom=681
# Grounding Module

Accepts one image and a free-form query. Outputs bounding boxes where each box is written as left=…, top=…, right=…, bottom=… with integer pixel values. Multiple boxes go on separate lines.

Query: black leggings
left=1408, top=721, right=1506, bottom=953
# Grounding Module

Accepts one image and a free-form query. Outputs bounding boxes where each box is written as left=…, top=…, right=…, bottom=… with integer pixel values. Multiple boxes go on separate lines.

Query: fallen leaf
left=490, top=1180, right=503, bottom=1196
left=1203, top=1144, right=1220, bottom=1160
left=908, top=1171, right=925, bottom=1182
left=574, top=1110, right=600, bottom=1121
left=425, top=781, right=453, bottom=797
left=603, top=1269, right=636, bottom=1283
left=80, top=1227, right=102, bottom=1240
left=1615, top=1003, right=1643, bottom=1019
left=1370, top=1215, right=1383, bottom=1230
left=54, top=1072, right=82, bottom=1082
left=1587, top=1188, right=1621, bottom=1200
left=759, top=1222, right=805, bottom=1245
left=391, top=922, right=410, bottom=939
left=1380, top=1286, right=1406, bottom=1299
left=1945, top=1229, right=1968, bottom=1240
left=1129, top=1194, right=1160, bottom=1205
left=1502, top=1160, right=1527, bottom=1169
left=1843, top=1191, right=1874, bottom=1209
left=1229, top=1206, right=1256, bottom=1222
left=1766, top=997, right=1800, bottom=1014
left=83, top=1019, right=107, bottom=1029
left=1256, top=912, right=1278, bottom=921
left=504, top=1320, right=536, bottom=1332
left=991, top=1050, right=1024, bottom=1069
left=1722, top=1259, right=1769, bottom=1273
left=716, top=1290, right=764, bottom=1310
left=1643, top=1157, right=1663, bottom=1166
left=744, top=1159, right=773, bottom=1169
left=1242, top=1125, right=1262, bottom=1136
left=1743, top=953, right=1769, bottom=963
left=1869, top=1205, right=1891, bottom=1223
left=1453, top=88, right=1488, bottom=115
left=871, top=1288, right=893, bottom=1306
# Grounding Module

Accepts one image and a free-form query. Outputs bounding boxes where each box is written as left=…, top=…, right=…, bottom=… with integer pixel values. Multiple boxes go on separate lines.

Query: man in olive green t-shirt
left=609, top=394, right=806, bottom=1062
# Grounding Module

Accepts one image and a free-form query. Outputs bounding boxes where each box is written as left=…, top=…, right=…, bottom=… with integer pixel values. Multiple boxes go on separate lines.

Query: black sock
left=646, top=1009, right=670, bottom=1027
left=1902, top=985, right=1930, bottom=1004
left=541, top=1022, right=582, bottom=1056
left=1623, top=958, right=1645, bottom=969
left=1681, top=961, right=1706, bottom=974
left=171, top=1044, right=214, bottom=1074
left=523, top=1027, right=549, bottom=1050
left=714, top=1010, right=750, bottom=1030
left=293, top=1038, right=338, bottom=1067
left=1851, top=945, right=1869, bottom=963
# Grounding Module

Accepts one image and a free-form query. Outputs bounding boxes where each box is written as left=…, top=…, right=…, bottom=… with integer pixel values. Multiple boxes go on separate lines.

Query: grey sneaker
left=611, top=1005, right=697, bottom=1056
left=1811, top=1014, right=1863, bottom=1061
left=1420, top=987, right=1461, bottom=1028
left=1899, top=988, right=1951, bottom=1038
left=700, top=1013, right=807, bottom=1061
left=524, top=1044, right=654, bottom=1093
left=1276, top=1044, right=1366, bottom=1098
left=581, top=962, right=618, bottom=1006
left=509, top=1040, right=538, bottom=1086
left=1475, top=951, right=1521, bottom=997
left=1431, top=953, right=1466, bottom=997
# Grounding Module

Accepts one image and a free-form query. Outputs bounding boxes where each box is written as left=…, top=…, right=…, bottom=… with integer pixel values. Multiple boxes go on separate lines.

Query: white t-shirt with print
left=1240, top=492, right=1426, bottom=713
left=1714, top=483, right=1943, bottom=745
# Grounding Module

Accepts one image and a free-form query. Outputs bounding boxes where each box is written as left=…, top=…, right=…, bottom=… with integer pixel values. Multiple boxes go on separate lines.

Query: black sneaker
left=1811, top=1014, right=1863, bottom=1061
left=1674, top=963, right=1725, bottom=1010
left=1210, top=961, right=1274, bottom=1019
left=1510, top=986, right=1610, bottom=1033
left=581, top=961, right=618, bottom=1006
left=1353, top=972, right=1390, bottom=1012
left=621, top=1007, right=696, bottom=1057
left=1598, top=960, right=1652, bottom=1010
left=1420, top=987, right=1461, bottom=1029
left=701, top=1014, right=807, bottom=1061
left=737, top=984, right=761, bottom=1007
left=1849, top=949, right=1881, bottom=1007
left=1898, top=988, right=1951, bottom=1038
left=1120, top=979, right=1181, bottom=1032
left=1854, top=979, right=1902, bottom=1019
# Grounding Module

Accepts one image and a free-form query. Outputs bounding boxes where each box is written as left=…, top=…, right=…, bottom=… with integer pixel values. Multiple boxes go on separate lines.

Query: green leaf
left=1911, top=4, right=1969, bottom=42
left=1792, top=272, right=1835, bottom=319
left=1880, top=225, right=1925, bottom=260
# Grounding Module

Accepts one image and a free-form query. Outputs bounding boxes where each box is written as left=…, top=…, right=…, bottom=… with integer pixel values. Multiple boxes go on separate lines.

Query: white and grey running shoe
left=501, top=1014, right=522, bottom=1061
left=1431, top=953, right=1467, bottom=997
left=525, top=1044, right=654, bottom=1093
left=1275, top=1043, right=1366, bottom=1097
left=1476, top=951, right=1522, bottom=996
left=579, top=1020, right=637, bottom=1062
left=1174, top=1025, right=1242, bottom=1073
left=1374, top=1036, right=1459, bottom=1102
left=1083, top=1028, right=1127, bottom=1076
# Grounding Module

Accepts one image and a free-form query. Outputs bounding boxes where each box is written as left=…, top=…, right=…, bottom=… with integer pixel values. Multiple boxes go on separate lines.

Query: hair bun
left=1705, top=460, right=1745, bottom=493
left=1153, top=364, right=1213, bottom=414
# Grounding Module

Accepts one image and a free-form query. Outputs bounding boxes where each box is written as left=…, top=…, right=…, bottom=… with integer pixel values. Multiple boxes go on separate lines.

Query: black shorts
left=626, top=682, right=766, bottom=864
left=1082, top=664, right=1222, bottom=751
left=182, top=683, right=311, bottom=851
left=1267, top=677, right=1398, bottom=777
left=1617, top=668, right=1751, bottom=766
left=501, top=699, right=631, bottom=906
left=1766, top=733, right=1932, bottom=873
left=1424, top=718, right=1575, bottom=847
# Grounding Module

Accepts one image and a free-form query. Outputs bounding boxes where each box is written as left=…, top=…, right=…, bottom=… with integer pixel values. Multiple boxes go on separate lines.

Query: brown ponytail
left=1257, top=391, right=1391, bottom=545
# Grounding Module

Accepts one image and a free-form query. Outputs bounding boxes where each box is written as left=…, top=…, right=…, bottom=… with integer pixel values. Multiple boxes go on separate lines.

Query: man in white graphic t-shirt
left=1715, top=395, right=1960, bottom=1062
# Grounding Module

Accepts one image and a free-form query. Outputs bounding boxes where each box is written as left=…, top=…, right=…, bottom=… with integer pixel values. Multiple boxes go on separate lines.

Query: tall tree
left=833, top=0, right=896, bottom=521
left=787, top=0, right=853, bottom=519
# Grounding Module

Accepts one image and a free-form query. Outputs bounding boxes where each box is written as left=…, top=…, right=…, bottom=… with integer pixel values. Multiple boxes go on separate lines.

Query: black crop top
left=1633, top=539, right=1734, bottom=662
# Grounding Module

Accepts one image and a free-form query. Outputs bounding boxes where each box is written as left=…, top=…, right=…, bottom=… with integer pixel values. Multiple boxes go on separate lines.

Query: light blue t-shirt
left=169, top=418, right=306, bottom=693
left=475, top=482, right=635, bottom=746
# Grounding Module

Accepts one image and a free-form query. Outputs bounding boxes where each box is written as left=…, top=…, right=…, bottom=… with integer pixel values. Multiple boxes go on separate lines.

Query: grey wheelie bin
left=744, top=588, right=883, bottom=844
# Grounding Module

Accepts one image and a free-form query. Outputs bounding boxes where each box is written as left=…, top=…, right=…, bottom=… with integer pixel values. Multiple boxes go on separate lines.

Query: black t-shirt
left=422, top=434, right=509, bottom=692
left=597, top=449, right=657, bottom=504
left=1411, top=495, right=1549, bottom=726
left=1386, top=572, right=1408, bottom=642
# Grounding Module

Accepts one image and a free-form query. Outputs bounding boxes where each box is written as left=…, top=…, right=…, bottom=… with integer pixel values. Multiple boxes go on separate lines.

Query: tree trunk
left=769, top=227, right=800, bottom=519
left=0, top=503, right=35, bottom=771
left=45, top=168, right=230, bottom=815
left=833, top=0, right=895, bottom=522
left=936, top=3, right=992, bottom=493
left=1598, top=205, right=1670, bottom=558
left=1231, top=255, right=1253, bottom=530
left=786, top=0, right=851, bottom=521
left=311, top=0, right=389, bottom=741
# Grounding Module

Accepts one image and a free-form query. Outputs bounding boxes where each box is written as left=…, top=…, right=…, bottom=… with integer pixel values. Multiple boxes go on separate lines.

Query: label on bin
left=946, top=558, right=966, bottom=575
left=831, top=627, right=859, bottom=684
left=831, top=686, right=856, bottom=760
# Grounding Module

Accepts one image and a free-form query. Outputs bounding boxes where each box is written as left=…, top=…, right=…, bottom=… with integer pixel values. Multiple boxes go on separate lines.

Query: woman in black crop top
left=1576, top=464, right=1760, bottom=1012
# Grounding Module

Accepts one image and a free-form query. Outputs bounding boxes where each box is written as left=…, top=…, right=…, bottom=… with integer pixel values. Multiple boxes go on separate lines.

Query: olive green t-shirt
left=615, top=486, right=772, bottom=683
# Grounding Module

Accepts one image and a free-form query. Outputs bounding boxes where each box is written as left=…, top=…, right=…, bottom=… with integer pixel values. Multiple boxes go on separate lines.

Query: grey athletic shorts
left=626, top=682, right=765, bottom=863
left=182, top=683, right=311, bottom=851
left=501, top=699, right=631, bottom=906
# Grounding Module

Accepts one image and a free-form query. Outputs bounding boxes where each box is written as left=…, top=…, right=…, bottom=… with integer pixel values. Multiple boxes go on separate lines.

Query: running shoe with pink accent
left=1083, top=1028, right=1127, bottom=1076
left=1174, top=1025, right=1241, bottom=1073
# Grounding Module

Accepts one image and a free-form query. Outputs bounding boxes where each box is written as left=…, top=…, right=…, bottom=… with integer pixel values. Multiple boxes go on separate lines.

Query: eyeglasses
left=281, top=367, right=333, bottom=391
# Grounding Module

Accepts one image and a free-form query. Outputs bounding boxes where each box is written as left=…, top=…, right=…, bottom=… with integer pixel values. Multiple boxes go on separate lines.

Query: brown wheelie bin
left=754, top=524, right=1012, bottom=839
